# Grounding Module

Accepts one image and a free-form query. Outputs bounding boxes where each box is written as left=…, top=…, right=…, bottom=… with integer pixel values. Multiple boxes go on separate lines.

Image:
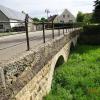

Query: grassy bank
left=44, top=45, right=100, bottom=100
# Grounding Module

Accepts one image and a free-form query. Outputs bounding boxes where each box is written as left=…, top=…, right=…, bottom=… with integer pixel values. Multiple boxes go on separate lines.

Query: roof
left=48, top=15, right=57, bottom=22
left=0, top=5, right=25, bottom=21
left=61, top=9, right=75, bottom=18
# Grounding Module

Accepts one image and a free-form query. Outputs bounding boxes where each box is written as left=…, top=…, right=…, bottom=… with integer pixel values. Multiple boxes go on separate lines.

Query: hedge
left=83, top=24, right=100, bottom=34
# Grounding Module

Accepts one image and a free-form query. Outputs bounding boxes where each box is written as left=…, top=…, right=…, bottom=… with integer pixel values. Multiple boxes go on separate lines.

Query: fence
left=0, top=14, right=81, bottom=52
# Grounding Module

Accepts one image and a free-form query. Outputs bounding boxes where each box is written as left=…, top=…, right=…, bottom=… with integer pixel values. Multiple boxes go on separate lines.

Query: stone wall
left=0, top=30, right=79, bottom=100
left=15, top=40, right=72, bottom=100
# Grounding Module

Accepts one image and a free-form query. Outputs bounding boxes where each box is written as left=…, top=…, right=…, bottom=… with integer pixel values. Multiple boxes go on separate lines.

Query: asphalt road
left=0, top=29, right=66, bottom=65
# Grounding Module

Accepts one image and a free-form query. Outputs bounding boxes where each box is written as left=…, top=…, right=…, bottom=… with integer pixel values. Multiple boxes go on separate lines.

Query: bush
left=83, top=24, right=100, bottom=34
left=79, top=24, right=100, bottom=44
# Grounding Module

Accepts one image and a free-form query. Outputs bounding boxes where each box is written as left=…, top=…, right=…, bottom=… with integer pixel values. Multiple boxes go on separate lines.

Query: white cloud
left=0, top=0, right=94, bottom=18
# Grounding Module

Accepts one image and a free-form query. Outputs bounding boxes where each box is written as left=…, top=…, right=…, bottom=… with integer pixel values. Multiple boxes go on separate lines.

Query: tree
left=76, top=12, right=84, bottom=22
left=83, top=13, right=92, bottom=24
left=33, top=17, right=40, bottom=22
left=40, top=17, right=48, bottom=22
left=76, top=12, right=92, bottom=25
left=93, top=0, right=100, bottom=23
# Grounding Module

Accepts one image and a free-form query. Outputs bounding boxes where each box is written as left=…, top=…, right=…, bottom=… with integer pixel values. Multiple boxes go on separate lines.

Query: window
left=0, top=24, right=3, bottom=29
left=63, top=15, right=65, bottom=18
left=69, top=20, right=73, bottom=23
left=67, top=14, right=70, bottom=18
left=60, top=20, right=64, bottom=23
left=60, top=20, right=62, bottom=22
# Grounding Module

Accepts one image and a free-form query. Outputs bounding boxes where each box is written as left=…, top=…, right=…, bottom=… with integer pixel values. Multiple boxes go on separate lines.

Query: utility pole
left=45, top=9, right=50, bottom=19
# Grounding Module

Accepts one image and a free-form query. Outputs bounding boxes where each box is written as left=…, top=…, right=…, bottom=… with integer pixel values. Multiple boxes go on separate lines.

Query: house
left=0, top=5, right=35, bottom=32
left=48, top=9, right=76, bottom=23
left=48, top=15, right=58, bottom=22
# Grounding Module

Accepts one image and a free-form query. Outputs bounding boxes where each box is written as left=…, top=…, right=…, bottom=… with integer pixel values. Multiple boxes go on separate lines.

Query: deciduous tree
left=76, top=12, right=84, bottom=22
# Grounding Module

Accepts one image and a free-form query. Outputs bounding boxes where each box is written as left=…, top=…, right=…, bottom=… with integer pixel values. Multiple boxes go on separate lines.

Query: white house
left=49, top=9, right=76, bottom=23
left=0, top=5, right=35, bottom=32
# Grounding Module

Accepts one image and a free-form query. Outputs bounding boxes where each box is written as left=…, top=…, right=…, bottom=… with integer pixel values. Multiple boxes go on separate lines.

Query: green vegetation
left=40, top=17, right=48, bottom=22
left=76, top=12, right=85, bottom=22
left=83, top=24, right=100, bottom=35
left=77, top=0, right=100, bottom=24
left=33, top=17, right=40, bottom=23
left=33, top=17, right=48, bottom=23
left=76, top=12, right=92, bottom=24
left=92, top=0, right=100, bottom=23
left=44, top=45, right=100, bottom=100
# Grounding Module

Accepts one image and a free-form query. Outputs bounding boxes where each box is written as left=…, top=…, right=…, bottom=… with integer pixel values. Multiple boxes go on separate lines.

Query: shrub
left=83, top=24, right=100, bottom=35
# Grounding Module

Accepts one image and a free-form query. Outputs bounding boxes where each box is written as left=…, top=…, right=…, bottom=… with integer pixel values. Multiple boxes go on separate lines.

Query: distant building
left=48, top=9, right=76, bottom=23
left=0, top=5, right=35, bottom=32
left=48, top=15, right=58, bottom=22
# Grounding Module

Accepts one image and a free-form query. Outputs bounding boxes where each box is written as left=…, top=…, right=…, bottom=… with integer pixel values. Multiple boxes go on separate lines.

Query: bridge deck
left=0, top=29, right=70, bottom=66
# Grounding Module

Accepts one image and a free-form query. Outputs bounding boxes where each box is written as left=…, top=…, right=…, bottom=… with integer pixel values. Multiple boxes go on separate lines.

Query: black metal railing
left=0, top=14, right=81, bottom=51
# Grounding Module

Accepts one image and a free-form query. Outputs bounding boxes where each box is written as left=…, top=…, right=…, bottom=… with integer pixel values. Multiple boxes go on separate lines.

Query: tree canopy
left=40, top=17, right=48, bottom=22
left=33, top=17, right=40, bottom=22
left=76, top=12, right=84, bottom=22
left=76, top=12, right=92, bottom=24
left=83, top=13, right=92, bottom=24
left=32, top=17, right=48, bottom=23
left=92, top=0, right=100, bottom=23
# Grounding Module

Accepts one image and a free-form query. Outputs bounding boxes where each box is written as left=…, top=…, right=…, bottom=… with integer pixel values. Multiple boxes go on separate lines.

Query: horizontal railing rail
left=0, top=14, right=81, bottom=51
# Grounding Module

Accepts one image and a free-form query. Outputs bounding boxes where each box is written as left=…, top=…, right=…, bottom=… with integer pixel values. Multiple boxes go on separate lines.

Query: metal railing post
left=66, top=28, right=67, bottom=33
left=67, top=28, right=69, bottom=33
left=52, top=21, right=54, bottom=39
left=25, top=14, right=30, bottom=51
left=58, top=26, right=60, bottom=36
left=66, top=24, right=67, bottom=33
left=42, top=22, right=45, bottom=43
left=63, top=22, right=64, bottom=35
left=73, top=22, right=74, bottom=31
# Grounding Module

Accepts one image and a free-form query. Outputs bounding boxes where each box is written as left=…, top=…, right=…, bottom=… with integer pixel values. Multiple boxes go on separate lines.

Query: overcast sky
left=0, top=0, right=94, bottom=18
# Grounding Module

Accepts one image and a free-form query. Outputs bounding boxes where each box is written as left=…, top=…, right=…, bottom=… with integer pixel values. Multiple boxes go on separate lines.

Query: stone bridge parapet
left=0, top=29, right=80, bottom=100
